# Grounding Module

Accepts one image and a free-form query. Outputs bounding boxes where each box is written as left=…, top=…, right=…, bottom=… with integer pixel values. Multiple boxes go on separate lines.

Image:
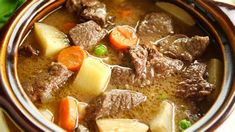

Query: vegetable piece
left=109, top=25, right=138, bottom=50
left=94, top=44, right=108, bottom=56
left=156, top=2, right=195, bottom=26
left=96, top=119, right=149, bottom=132
left=118, top=9, right=133, bottom=18
left=72, top=57, right=111, bottom=96
left=0, top=110, right=10, bottom=132
left=179, top=119, right=191, bottom=130
left=58, top=96, right=78, bottom=132
left=207, top=59, right=223, bottom=101
left=0, top=0, right=25, bottom=29
left=149, top=101, right=175, bottom=132
left=58, top=46, right=86, bottom=71
left=77, top=102, right=88, bottom=121
left=34, top=23, right=69, bottom=57
left=39, top=109, right=54, bottom=122
left=62, top=22, right=76, bottom=34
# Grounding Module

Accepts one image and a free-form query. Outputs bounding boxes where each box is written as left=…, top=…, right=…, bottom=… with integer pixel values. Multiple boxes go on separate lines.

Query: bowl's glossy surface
left=0, top=0, right=234, bottom=131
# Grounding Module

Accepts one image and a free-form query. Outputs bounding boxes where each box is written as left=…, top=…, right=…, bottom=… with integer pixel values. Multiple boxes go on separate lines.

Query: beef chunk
left=66, top=0, right=108, bottom=26
left=66, top=0, right=99, bottom=14
left=22, top=62, right=73, bottom=102
left=111, top=66, right=136, bottom=86
left=137, top=12, right=174, bottom=45
left=129, top=45, right=148, bottom=76
left=81, top=2, right=107, bottom=26
left=69, top=20, right=107, bottom=50
left=86, top=89, right=147, bottom=120
left=157, top=35, right=210, bottom=62
left=19, top=45, right=39, bottom=57
left=176, top=61, right=214, bottom=101
left=110, top=45, right=184, bottom=87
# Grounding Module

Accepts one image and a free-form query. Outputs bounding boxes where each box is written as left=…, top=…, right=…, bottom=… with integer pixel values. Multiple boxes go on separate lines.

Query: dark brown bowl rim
left=0, top=0, right=234, bottom=131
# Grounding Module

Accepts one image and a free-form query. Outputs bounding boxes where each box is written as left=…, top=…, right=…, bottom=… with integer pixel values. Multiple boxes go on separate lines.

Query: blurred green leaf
left=0, top=0, right=25, bottom=29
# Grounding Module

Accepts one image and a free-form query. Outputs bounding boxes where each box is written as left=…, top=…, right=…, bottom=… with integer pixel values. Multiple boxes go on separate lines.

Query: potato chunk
left=156, top=2, right=195, bottom=26
left=39, top=108, right=54, bottom=122
left=73, top=57, right=111, bottom=96
left=149, top=101, right=175, bottom=132
left=34, top=23, right=69, bottom=57
left=96, top=119, right=149, bottom=132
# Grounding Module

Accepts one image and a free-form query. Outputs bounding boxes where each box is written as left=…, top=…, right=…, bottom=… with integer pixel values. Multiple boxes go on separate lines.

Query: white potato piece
left=73, top=57, right=111, bottom=96
left=39, top=108, right=54, bottom=122
left=149, top=101, right=175, bottom=132
left=97, top=119, right=149, bottom=132
left=156, top=2, right=196, bottom=26
left=0, top=110, right=10, bottom=132
left=34, top=23, right=69, bottom=57
left=77, top=101, right=88, bottom=121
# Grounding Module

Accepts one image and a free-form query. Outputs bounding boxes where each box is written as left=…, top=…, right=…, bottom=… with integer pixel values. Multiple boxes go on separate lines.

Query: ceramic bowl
left=0, top=0, right=234, bottom=131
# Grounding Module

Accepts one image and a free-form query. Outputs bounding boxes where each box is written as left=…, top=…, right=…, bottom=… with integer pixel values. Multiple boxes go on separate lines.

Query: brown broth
left=17, top=0, right=223, bottom=131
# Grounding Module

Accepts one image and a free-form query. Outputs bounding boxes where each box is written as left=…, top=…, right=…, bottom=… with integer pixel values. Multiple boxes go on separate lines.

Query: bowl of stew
left=0, top=0, right=234, bottom=131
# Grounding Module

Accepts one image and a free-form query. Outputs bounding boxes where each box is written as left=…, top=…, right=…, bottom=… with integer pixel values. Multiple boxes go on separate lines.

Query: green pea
left=94, top=44, right=108, bottom=56
left=179, top=119, right=191, bottom=131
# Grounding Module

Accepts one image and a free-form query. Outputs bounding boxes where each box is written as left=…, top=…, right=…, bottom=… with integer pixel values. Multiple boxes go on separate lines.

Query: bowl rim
left=0, top=0, right=234, bottom=131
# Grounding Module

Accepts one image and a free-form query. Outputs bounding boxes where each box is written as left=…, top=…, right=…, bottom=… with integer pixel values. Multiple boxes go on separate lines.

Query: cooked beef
left=129, top=45, right=148, bottom=76
left=157, top=35, right=210, bottom=62
left=176, top=61, right=214, bottom=101
left=111, top=66, right=136, bottom=86
left=137, top=12, right=174, bottom=45
left=110, top=44, right=184, bottom=87
left=69, top=20, right=107, bottom=50
left=81, top=2, right=107, bottom=26
left=66, top=0, right=108, bottom=26
left=19, top=45, right=39, bottom=57
left=22, top=62, right=73, bottom=102
left=66, top=0, right=99, bottom=14
left=86, top=89, right=147, bottom=120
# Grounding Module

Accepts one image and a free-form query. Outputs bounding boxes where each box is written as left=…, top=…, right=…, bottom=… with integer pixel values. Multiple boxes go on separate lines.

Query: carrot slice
left=62, top=22, right=76, bottom=34
left=58, top=97, right=78, bottom=132
left=58, top=46, right=85, bottom=71
left=109, top=25, right=138, bottom=50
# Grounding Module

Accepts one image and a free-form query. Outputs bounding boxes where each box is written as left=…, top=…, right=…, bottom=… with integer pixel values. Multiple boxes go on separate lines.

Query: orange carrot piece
left=58, top=97, right=78, bottom=132
left=109, top=25, right=138, bottom=50
left=63, top=22, right=76, bottom=33
left=58, top=46, right=85, bottom=71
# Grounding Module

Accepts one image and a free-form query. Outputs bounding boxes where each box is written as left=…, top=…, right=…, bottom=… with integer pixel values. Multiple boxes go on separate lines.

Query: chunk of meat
left=66, top=0, right=108, bottom=26
left=86, top=89, right=147, bottom=120
left=69, top=20, right=107, bottom=50
left=129, top=45, right=148, bottom=76
left=110, top=66, right=136, bottom=86
left=66, top=0, right=99, bottom=14
left=137, top=12, right=174, bottom=45
left=22, top=62, right=73, bottom=102
left=81, top=2, right=107, bottom=26
left=110, top=45, right=184, bottom=87
left=176, top=61, right=214, bottom=101
left=157, top=35, right=210, bottom=62
left=19, top=44, right=39, bottom=57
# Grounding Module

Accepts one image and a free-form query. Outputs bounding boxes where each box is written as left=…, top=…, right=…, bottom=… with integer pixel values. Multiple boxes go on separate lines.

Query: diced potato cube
left=73, top=57, right=111, bottom=96
left=96, top=119, right=149, bottom=132
left=149, top=101, right=175, bottom=132
left=39, top=108, right=54, bottom=122
left=0, top=111, right=10, bottom=132
left=34, top=23, right=69, bottom=57
left=77, top=101, right=88, bottom=121
left=156, top=2, right=195, bottom=26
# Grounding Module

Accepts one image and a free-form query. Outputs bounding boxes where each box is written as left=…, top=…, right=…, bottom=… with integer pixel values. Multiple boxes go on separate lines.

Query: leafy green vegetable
left=0, top=0, right=25, bottom=28
left=94, top=44, right=108, bottom=56
left=179, top=119, right=191, bottom=131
